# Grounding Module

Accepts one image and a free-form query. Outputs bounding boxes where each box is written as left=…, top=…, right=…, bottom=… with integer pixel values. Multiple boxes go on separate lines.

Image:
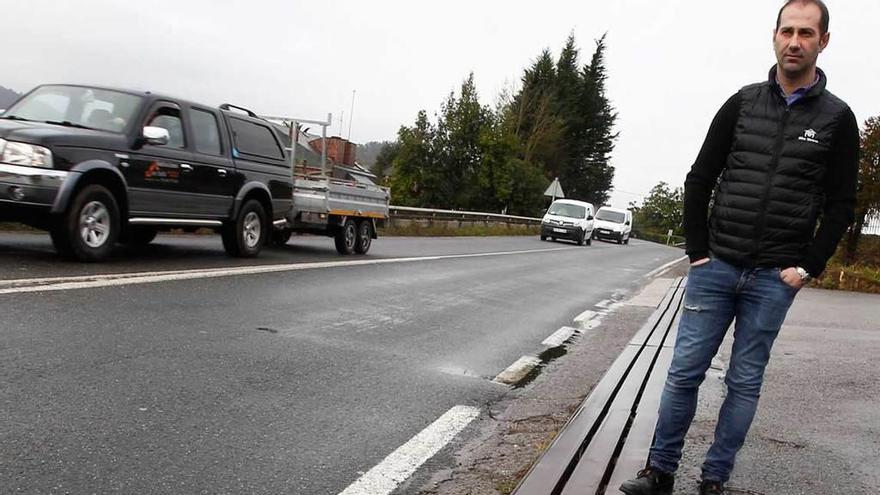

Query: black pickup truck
left=0, top=84, right=295, bottom=260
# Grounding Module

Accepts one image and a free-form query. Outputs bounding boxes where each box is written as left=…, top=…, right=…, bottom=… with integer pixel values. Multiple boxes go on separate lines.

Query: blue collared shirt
left=777, top=74, right=820, bottom=106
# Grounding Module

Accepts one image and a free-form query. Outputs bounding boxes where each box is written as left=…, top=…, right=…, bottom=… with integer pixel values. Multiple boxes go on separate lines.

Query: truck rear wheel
left=51, top=184, right=120, bottom=261
left=222, top=199, right=267, bottom=257
left=354, top=220, right=373, bottom=254
left=335, top=218, right=357, bottom=255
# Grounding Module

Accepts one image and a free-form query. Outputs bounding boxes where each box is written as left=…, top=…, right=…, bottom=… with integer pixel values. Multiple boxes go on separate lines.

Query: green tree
left=634, top=182, right=684, bottom=236
left=575, top=34, right=617, bottom=205
left=508, top=50, right=566, bottom=175
left=507, top=35, right=617, bottom=205
left=434, top=73, right=492, bottom=210
left=372, top=141, right=400, bottom=184
left=843, top=116, right=880, bottom=264
left=389, top=111, right=438, bottom=207
left=387, top=34, right=618, bottom=217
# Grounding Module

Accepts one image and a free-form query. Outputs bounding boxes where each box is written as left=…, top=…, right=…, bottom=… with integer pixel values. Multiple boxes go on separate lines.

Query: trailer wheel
left=222, top=199, right=267, bottom=257
left=335, top=218, right=357, bottom=255
left=354, top=220, right=373, bottom=254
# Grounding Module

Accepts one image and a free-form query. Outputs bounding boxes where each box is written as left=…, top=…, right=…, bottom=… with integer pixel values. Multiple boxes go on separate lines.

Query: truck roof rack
left=219, top=103, right=258, bottom=118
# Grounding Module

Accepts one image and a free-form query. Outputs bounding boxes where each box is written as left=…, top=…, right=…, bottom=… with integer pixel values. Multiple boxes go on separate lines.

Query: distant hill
left=357, top=141, right=391, bottom=168
left=0, top=85, right=22, bottom=110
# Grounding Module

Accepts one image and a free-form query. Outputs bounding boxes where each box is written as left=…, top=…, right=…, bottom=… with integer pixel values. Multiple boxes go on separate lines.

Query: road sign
left=544, top=178, right=565, bottom=200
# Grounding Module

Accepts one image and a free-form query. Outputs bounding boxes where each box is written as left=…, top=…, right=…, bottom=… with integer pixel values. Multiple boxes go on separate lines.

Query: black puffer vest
left=709, top=67, right=850, bottom=268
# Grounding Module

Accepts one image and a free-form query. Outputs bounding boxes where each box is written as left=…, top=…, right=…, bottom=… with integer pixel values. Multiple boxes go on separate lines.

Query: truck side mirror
left=587, top=215, right=594, bottom=221
left=142, top=126, right=170, bottom=146
left=625, top=221, right=631, bottom=225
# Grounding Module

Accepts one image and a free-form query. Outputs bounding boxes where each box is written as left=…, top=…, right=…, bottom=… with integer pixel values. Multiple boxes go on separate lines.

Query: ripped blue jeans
left=649, top=256, right=799, bottom=482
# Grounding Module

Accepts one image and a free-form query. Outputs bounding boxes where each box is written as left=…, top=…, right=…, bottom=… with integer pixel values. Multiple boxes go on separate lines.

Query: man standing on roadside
left=620, top=1, right=859, bottom=494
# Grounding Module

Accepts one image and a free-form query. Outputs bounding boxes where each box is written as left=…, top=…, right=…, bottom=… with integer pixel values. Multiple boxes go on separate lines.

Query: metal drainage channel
left=514, top=277, right=687, bottom=495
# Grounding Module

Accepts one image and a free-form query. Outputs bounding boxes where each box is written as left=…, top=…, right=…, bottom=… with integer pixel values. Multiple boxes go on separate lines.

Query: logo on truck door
left=144, top=161, right=180, bottom=183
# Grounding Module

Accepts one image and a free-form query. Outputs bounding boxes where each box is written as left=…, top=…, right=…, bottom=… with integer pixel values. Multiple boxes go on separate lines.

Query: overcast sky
left=3, top=0, right=878, bottom=208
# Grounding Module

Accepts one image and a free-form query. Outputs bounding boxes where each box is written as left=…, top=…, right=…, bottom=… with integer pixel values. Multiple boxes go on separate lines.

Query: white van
left=593, top=207, right=632, bottom=244
left=540, top=199, right=595, bottom=246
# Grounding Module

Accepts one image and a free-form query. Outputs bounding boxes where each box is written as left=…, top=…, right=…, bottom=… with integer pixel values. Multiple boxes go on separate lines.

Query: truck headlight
left=0, top=139, right=54, bottom=168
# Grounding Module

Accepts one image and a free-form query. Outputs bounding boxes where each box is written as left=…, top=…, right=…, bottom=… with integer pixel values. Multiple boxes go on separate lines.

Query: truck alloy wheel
left=223, top=199, right=267, bottom=257
left=354, top=220, right=372, bottom=254
left=335, top=219, right=357, bottom=255
left=243, top=211, right=262, bottom=249
left=52, top=184, right=120, bottom=261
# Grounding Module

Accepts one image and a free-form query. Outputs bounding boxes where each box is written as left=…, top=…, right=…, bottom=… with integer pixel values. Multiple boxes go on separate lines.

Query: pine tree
left=509, top=50, right=565, bottom=175
left=573, top=34, right=617, bottom=205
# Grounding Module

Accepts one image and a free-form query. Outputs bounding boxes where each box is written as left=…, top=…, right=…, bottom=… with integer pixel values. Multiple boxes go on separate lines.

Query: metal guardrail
left=388, top=205, right=542, bottom=225
left=863, top=214, right=880, bottom=236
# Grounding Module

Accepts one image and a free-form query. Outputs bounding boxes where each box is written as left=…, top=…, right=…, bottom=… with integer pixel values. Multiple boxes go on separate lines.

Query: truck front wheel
left=223, top=199, right=267, bottom=257
left=51, top=184, right=120, bottom=261
left=354, top=220, right=373, bottom=254
left=335, top=218, right=357, bottom=255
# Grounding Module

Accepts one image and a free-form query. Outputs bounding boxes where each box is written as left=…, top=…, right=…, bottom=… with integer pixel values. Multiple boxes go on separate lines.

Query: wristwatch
left=795, top=267, right=811, bottom=282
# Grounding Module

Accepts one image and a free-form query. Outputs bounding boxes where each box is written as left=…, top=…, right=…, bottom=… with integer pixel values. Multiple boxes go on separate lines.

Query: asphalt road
left=0, top=232, right=684, bottom=494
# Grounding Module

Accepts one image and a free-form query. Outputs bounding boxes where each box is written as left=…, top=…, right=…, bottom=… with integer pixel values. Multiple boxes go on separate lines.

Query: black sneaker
left=619, top=467, right=674, bottom=495
left=698, top=479, right=724, bottom=494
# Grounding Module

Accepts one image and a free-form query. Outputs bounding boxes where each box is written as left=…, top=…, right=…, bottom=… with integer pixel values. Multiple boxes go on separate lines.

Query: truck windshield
left=596, top=210, right=626, bottom=223
left=548, top=203, right=586, bottom=219
left=3, top=85, right=142, bottom=134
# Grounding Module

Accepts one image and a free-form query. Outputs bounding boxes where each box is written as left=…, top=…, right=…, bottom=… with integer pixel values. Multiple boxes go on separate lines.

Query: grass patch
left=379, top=223, right=539, bottom=237
left=813, top=264, right=880, bottom=294
left=632, top=229, right=686, bottom=247
left=0, top=222, right=39, bottom=232
left=812, top=235, right=880, bottom=293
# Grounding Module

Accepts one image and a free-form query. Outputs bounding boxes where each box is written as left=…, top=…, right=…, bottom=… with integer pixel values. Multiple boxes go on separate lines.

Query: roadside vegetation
left=0, top=222, right=37, bottom=232
left=627, top=182, right=686, bottom=246
left=375, top=35, right=618, bottom=217
left=814, top=236, right=880, bottom=293
left=379, top=223, right=539, bottom=237
left=814, top=115, right=880, bottom=293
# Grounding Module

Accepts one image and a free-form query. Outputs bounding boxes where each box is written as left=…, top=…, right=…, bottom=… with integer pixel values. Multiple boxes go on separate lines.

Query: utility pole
left=347, top=90, right=356, bottom=141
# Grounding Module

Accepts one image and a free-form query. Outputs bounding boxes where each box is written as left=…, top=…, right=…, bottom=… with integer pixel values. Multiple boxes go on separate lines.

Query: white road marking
left=493, top=356, right=542, bottom=385
left=0, top=246, right=576, bottom=295
left=644, top=255, right=688, bottom=278
left=542, top=326, right=579, bottom=347
left=338, top=405, right=480, bottom=495
left=573, top=309, right=598, bottom=324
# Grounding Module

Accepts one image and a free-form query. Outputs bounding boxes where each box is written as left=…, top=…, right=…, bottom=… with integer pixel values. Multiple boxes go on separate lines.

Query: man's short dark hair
left=776, top=0, right=830, bottom=34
